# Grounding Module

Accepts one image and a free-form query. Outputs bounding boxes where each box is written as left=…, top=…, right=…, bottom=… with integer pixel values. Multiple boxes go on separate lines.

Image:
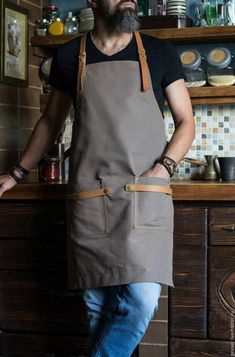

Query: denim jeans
left=83, top=282, right=161, bottom=357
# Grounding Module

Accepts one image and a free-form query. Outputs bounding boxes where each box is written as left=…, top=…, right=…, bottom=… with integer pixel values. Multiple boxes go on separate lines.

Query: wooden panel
left=169, top=206, right=207, bottom=338
left=210, top=207, right=235, bottom=245
left=209, top=246, right=235, bottom=340
left=0, top=203, right=65, bottom=238
left=170, top=337, right=231, bottom=356
left=1, top=332, right=90, bottom=357
left=0, top=271, right=88, bottom=333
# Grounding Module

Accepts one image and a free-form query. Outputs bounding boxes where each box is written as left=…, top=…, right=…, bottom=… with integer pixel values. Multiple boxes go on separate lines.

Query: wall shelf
left=31, top=26, right=235, bottom=106
left=31, top=26, right=235, bottom=48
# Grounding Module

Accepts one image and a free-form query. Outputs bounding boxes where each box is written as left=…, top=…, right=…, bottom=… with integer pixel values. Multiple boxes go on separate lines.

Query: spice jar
left=206, top=47, right=235, bottom=86
left=179, top=49, right=207, bottom=87
left=38, top=144, right=65, bottom=182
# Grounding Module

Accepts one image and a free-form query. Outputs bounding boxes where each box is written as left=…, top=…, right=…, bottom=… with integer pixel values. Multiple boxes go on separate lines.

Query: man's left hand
left=141, top=163, right=170, bottom=179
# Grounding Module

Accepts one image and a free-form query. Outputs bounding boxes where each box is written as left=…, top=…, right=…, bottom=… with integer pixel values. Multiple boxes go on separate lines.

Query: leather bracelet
left=14, top=163, right=29, bottom=177
left=9, top=171, right=22, bottom=184
left=155, top=161, right=172, bottom=177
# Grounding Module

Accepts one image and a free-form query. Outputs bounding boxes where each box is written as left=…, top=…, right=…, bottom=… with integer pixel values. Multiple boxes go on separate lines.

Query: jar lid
left=207, top=47, right=231, bottom=69
left=179, top=49, right=202, bottom=70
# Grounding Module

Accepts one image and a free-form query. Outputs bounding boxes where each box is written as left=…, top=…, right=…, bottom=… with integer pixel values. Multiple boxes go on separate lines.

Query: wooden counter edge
left=1, top=181, right=235, bottom=201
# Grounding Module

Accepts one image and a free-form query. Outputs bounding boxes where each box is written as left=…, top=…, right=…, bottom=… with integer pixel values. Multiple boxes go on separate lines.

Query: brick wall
left=0, top=0, right=50, bottom=174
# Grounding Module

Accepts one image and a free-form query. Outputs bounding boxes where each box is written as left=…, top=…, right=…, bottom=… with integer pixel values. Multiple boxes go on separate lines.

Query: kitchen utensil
left=218, top=157, right=235, bottom=181
left=184, top=155, right=220, bottom=180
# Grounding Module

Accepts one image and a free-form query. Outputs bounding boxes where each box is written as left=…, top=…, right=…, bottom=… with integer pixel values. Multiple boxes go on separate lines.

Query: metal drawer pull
left=221, top=225, right=235, bottom=232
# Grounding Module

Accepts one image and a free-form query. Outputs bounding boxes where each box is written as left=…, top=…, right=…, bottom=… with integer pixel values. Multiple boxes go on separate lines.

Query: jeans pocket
left=67, top=181, right=111, bottom=238
left=125, top=176, right=174, bottom=231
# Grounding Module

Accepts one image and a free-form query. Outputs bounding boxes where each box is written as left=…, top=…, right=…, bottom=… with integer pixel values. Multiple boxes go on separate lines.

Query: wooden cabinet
left=170, top=203, right=235, bottom=357
left=0, top=201, right=90, bottom=357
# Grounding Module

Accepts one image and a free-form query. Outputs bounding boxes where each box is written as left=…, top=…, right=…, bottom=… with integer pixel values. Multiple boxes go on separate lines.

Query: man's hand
left=0, top=174, right=17, bottom=198
left=141, top=163, right=170, bottom=179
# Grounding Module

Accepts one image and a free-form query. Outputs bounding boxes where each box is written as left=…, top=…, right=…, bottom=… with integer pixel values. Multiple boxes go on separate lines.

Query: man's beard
left=98, top=0, right=140, bottom=32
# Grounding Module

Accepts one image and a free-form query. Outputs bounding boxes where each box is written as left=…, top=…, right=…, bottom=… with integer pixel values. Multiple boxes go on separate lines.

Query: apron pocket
left=125, top=176, right=173, bottom=231
left=67, top=183, right=111, bottom=238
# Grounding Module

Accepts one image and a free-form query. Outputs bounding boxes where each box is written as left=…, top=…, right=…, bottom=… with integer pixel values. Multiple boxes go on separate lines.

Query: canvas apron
left=66, top=32, right=174, bottom=290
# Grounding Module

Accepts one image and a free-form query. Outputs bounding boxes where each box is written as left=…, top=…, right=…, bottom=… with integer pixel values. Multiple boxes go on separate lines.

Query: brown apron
left=66, top=32, right=174, bottom=289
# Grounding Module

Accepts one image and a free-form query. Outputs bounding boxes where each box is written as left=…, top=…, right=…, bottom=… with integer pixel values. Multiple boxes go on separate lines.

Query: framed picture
left=0, top=0, right=29, bottom=86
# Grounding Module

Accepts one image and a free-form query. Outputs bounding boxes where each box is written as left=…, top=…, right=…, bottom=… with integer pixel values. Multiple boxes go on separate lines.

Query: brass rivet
left=103, top=189, right=109, bottom=194
left=126, top=185, right=130, bottom=191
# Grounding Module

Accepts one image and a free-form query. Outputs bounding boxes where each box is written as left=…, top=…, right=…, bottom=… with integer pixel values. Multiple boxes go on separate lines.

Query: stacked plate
left=79, top=7, right=94, bottom=32
left=167, top=0, right=186, bottom=16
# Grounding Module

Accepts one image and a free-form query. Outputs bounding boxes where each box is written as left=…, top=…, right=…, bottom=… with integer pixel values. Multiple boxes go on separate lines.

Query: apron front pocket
left=125, top=176, right=174, bottom=231
left=67, top=182, right=111, bottom=238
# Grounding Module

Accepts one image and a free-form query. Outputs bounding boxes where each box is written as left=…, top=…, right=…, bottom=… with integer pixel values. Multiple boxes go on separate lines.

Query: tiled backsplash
left=164, top=103, right=235, bottom=180
left=62, top=103, right=235, bottom=181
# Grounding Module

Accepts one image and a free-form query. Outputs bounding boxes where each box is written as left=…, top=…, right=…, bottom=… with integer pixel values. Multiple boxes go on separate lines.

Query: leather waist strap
left=67, top=187, right=111, bottom=200
left=124, top=184, right=172, bottom=196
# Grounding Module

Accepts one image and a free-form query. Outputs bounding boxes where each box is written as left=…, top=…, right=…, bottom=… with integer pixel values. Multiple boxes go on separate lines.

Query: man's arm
left=0, top=88, right=72, bottom=197
left=143, top=79, right=195, bottom=178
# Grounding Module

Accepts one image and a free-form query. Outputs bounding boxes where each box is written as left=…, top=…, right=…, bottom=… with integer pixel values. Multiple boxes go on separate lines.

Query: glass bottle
left=64, top=11, right=79, bottom=35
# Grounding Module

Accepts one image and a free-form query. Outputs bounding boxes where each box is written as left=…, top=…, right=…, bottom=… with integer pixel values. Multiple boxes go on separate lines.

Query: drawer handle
left=221, top=225, right=235, bottom=232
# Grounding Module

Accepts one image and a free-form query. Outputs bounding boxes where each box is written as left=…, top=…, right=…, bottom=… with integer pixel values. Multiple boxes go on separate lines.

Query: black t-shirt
left=49, top=32, right=184, bottom=115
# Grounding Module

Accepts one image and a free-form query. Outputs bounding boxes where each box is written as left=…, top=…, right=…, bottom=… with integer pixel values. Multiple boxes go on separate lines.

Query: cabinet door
left=170, top=206, right=207, bottom=338
left=0, top=270, right=88, bottom=333
left=210, top=207, right=235, bottom=245
left=209, top=246, right=235, bottom=340
left=0, top=203, right=66, bottom=239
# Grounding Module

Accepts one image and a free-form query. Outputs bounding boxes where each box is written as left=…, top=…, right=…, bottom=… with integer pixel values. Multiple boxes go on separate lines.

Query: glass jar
left=43, top=5, right=60, bottom=24
left=206, top=47, right=235, bottom=86
left=48, top=18, right=64, bottom=35
left=64, top=11, right=79, bottom=35
left=179, top=49, right=207, bottom=87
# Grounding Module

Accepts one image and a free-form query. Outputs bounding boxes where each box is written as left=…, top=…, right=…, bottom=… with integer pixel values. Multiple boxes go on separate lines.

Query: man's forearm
left=151, top=119, right=195, bottom=176
left=19, top=113, right=64, bottom=171
left=162, top=119, right=195, bottom=164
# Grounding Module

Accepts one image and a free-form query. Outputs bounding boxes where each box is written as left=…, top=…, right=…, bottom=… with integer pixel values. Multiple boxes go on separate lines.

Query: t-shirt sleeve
left=49, top=49, right=70, bottom=93
left=161, top=41, right=185, bottom=89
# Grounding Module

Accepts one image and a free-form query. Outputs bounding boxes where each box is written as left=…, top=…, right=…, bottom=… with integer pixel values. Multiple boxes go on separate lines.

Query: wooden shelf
left=41, top=86, right=235, bottom=112
left=31, top=26, right=235, bottom=48
left=188, top=86, right=235, bottom=104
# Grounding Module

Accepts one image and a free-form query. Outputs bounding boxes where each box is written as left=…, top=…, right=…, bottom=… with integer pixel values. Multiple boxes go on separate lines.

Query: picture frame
left=0, top=0, right=29, bottom=87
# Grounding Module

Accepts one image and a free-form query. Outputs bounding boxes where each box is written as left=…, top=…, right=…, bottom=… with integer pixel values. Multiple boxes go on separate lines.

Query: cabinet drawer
left=170, top=337, right=231, bottom=357
left=209, top=207, right=235, bottom=245
left=209, top=246, right=235, bottom=340
left=0, top=271, right=88, bottom=333
left=0, top=203, right=66, bottom=239
left=0, top=238, right=66, bottom=271
left=2, top=332, right=90, bottom=357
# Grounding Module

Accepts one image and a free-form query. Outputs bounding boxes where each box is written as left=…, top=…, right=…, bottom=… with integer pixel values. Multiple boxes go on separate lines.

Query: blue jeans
left=83, top=282, right=161, bottom=357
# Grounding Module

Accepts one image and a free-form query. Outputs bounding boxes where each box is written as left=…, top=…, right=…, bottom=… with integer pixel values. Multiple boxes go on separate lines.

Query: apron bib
left=66, top=32, right=174, bottom=289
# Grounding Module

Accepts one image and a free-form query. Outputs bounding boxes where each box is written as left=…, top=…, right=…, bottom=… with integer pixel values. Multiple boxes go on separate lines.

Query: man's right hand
left=0, top=175, right=17, bottom=198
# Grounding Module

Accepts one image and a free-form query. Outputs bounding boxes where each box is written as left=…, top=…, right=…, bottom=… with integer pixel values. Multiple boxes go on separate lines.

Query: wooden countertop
left=1, top=181, right=235, bottom=201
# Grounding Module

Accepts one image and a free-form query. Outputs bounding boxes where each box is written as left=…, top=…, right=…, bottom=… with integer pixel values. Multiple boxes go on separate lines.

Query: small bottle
left=64, top=11, right=78, bottom=35
left=48, top=17, right=64, bottom=35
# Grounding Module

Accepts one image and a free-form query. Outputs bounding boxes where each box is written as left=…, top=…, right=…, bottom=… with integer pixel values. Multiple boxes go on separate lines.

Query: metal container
left=218, top=157, right=235, bottom=181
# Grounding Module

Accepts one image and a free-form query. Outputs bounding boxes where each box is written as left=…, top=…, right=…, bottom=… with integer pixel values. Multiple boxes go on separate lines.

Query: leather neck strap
left=77, top=31, right=149, bottom=93
left=134, top=31, right=149, bottom=91
left=78, top=33, right=87, bottom=92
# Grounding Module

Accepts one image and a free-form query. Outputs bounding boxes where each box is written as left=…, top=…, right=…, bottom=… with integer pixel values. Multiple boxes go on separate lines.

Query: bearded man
left=0, top=0, right=195, bottom=356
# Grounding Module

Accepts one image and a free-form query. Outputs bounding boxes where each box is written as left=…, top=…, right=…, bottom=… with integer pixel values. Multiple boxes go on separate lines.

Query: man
left=0, top=0, right=195, bottom=355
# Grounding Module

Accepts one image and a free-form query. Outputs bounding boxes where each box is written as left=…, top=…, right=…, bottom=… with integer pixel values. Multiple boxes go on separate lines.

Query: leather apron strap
left=77, top=32, right=149, bottom=93
left=77, top=33, right=87, bottom=92
left=134, top=31, right=150, bottom=91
